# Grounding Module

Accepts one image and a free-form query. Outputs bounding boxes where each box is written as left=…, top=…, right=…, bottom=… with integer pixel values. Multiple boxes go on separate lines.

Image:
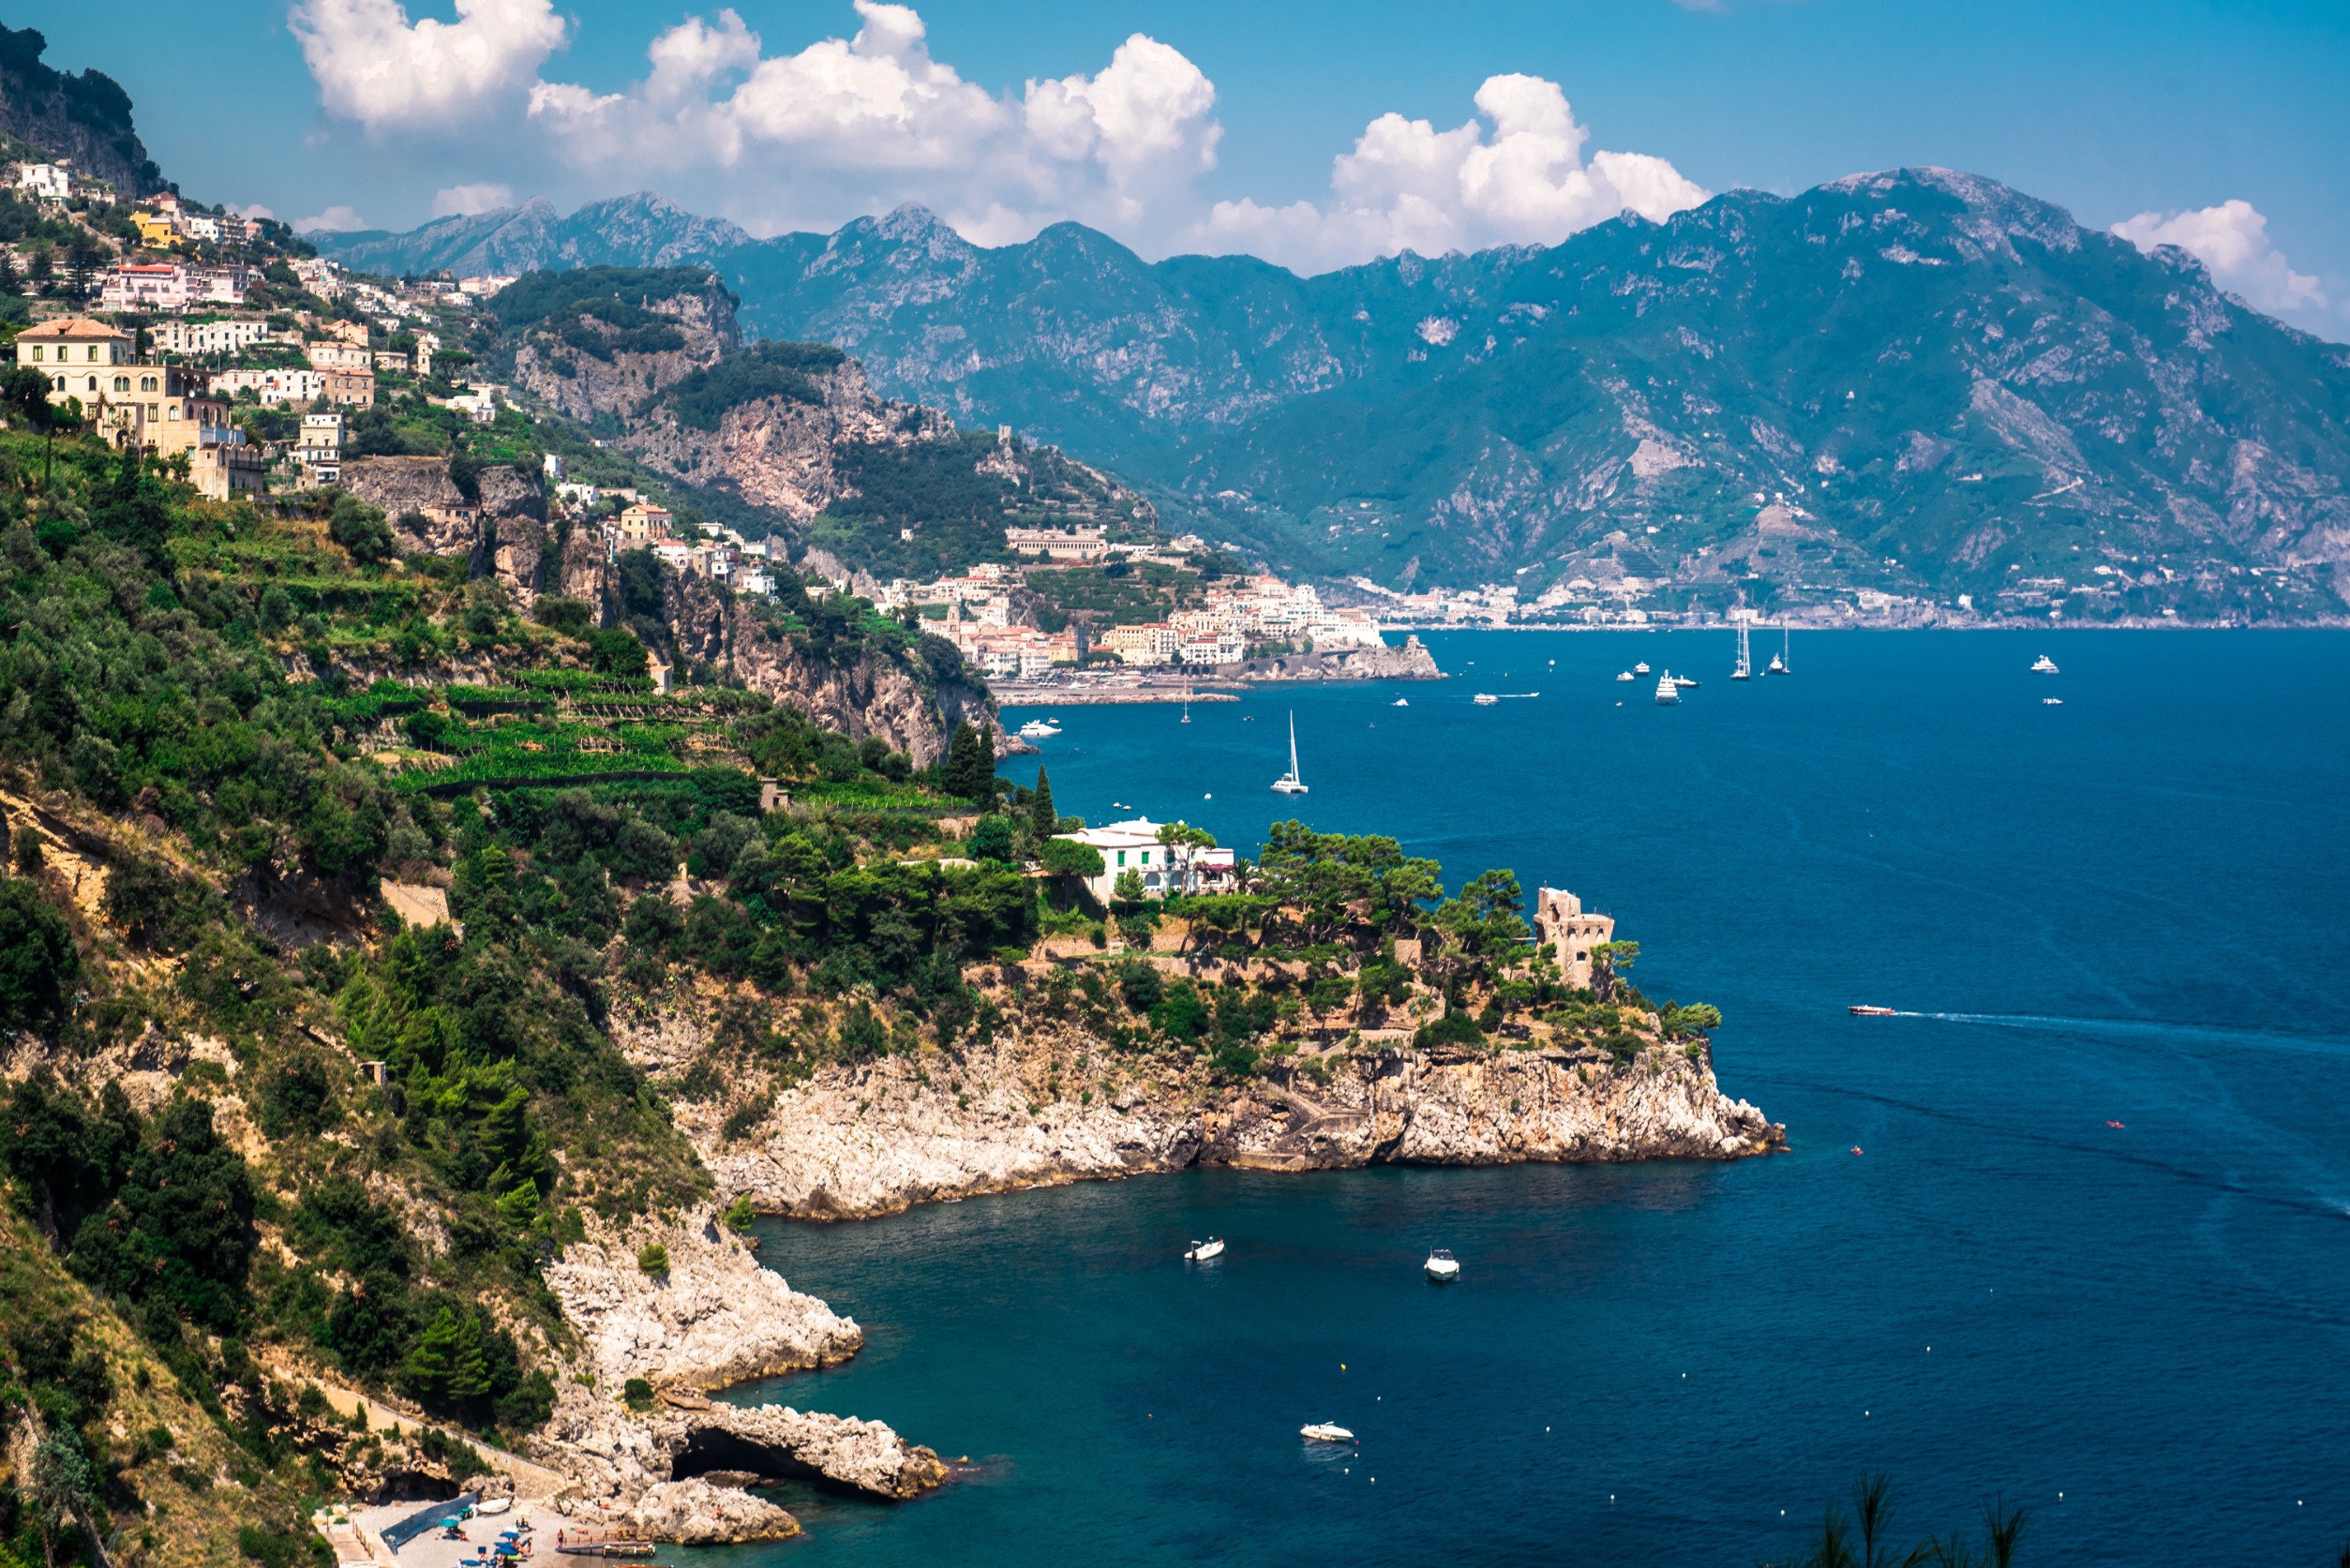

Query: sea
left=710, top=630, right=2350, bottom=1566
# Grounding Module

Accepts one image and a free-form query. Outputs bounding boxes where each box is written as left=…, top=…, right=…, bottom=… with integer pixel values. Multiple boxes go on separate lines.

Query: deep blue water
left=715, top=631, right=2350, bottom=1566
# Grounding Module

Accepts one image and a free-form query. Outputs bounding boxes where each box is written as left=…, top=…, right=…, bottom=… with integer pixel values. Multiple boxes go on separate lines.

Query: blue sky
left=22, top=0, right=2350, bottom=334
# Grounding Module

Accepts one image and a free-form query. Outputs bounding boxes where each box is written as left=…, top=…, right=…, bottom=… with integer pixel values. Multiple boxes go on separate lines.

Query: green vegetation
left=491, top=265, right=726, bottom=360
left=661, top=338, right=846, bottom=431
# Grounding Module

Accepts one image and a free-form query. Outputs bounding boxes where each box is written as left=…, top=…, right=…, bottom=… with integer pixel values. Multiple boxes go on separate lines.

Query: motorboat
left=2031, top=654, right=2059, bottom=674
left=1670, top=674, right=1700, bottom=690
left=1615, top=670, right=1636, bottom=682
left=1425, top=1247, right=1460, bottom=1281
left=1634, top=662, right=1651, bottom=675
left=2043, top=696, right=2063, bottom=706
left=1654, top=673, right=1681, bottom=706
left=1271, top=711, right=1309, bottom=795
left=1185, top=1237, right=1225, bottom=1262
left=1473, top=693, right=1499, bottom=706
left=475, top=1498, right=512, bottom=1516
left=1392, top=696, right=1409, bottom=707
left=1017, top=718, right=1061, bottom=739
left=1849, top=1005, right=1896, bottom=1017
left=1300, top=1422, right=1355, bottom=1443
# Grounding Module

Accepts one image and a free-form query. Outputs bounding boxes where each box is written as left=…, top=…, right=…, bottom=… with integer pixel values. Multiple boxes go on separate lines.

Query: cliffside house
left=618, top=503, right=675, bottom=545
left=149, top=318, right=272, bottom=357
left=307, top=340, right=374, bottom=372
left=1533, top=888, right=1616, bottom=989
left=189, top=440, right=265, bottom=501
left=14, top=162, right=71, bottom=202
left=1052, top=818, right=1235, bottom=903
left=208, top=366, right=375, bottom=409
left=294, top=412, right=345, bottom=483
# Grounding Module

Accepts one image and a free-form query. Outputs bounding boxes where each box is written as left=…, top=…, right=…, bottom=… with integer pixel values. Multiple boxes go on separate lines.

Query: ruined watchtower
left=1534, top=888, right=1615, bottom=989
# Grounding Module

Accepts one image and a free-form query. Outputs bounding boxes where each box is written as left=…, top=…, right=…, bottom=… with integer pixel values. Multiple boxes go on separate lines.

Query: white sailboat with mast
left=1271, top=710, right=1309, bottom=795
left=1732, top=617, right=1753, bottom=680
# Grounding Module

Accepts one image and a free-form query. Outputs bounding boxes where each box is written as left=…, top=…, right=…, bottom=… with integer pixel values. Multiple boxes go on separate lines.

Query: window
left=28, top=346, right=39, bottom=362
left=1116, top=851, right=1127, bottom=867
left=140, top=375, right=157, bottom=392
left=113, top=376, right=129, bottom=393
left=85, top=346, right=98, bottom=361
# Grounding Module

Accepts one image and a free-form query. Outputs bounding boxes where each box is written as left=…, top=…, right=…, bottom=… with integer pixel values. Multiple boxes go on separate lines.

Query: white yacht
left=1300, top=1422, right=1355, bottom=1443
left=1424, top=1247, right=1460, bottom=1282
left=1473, top=693, right=1499, bottom=706
left=1634, top=661, right=1652, bottom=676
left=1185, top=1237, right=1225, bottom=1262
left=1392, top=696, right=1409, bottom=707
left=1017, top=718, right=1061, bottom=739
left=1765, top=652, right=1787, bottom=675
left=2043, top=696, right=2063, bottom=706
left=1654, top=672, right=1681, bottom=706
left=1671, top=674, right=1700, bottom=690
left=1271, top=711, right=1309, bottom=795
left=2031, top=654, right=2059, bottom=675
left=1615, top=670, right=1636, bottom=682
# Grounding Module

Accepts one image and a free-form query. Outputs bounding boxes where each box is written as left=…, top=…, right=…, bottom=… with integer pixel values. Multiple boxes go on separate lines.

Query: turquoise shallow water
left=713, top=630, right=2350, bottom=1565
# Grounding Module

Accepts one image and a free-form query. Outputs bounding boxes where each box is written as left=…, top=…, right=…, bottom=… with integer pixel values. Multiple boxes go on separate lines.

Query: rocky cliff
left=1239, top=635, right=1444, bottom=681
left=510, top=281, right=739, bottom=424
left=680, top=1025, right=1780, bottom=1223
left=0, top=24, right=162, bottom=194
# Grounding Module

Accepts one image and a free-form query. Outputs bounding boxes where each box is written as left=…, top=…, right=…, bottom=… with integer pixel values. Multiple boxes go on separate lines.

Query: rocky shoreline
left=687, top=1028, right=1782, bottom=1223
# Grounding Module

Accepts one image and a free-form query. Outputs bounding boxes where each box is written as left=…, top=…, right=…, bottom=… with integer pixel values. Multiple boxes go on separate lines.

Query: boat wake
left=1874, top=1010, right=2350, bottom=1056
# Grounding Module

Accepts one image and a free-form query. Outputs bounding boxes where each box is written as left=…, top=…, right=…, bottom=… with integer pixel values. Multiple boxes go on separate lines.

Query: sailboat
left=1181, top=680, right=1192, bottom=724
left=1271, top=711, right=1309, bottom=795
left=1732, top=619, right=1752, bottom=680
left=1765, top=623, right=1790, bottom=675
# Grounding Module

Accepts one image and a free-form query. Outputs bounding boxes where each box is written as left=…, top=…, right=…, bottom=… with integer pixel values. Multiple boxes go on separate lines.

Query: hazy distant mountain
left=316, top=192, right=751, bottom=280
left=328, top=172, right=2350, bottom=620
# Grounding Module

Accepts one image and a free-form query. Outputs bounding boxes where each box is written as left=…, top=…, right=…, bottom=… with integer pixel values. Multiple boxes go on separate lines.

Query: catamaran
left=1271, top=712, right=1309, bottom=795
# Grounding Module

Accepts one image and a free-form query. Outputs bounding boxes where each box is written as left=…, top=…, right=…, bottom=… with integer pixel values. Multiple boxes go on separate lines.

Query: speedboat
left=1473, top=693, right=1499, bottom=706
left=2043, top=696, right=2063, bottom=706
left=1017, top=718, right=1061, bottom=739
left=1634, top=662, right=1651, bottom=675
left=1300, top=1422, right=1355, bottom=1443
left=1185, top=1237, right=1225, bottom=1262
left=2031, top=654, right=2059, bottom=674
left=1654, top=673, right=1681, bottom=706
left=1425, top=1247, right=1460, bottom=1281
left=1671, top=674, right=1699, bottom=690
left=1849, top=1005, right=1896, bottom=1017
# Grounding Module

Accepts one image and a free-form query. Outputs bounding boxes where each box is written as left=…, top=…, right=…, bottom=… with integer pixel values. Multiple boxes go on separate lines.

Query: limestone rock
left=626, top=1478, right=800, bottom=1544
left=697, top=1029, right=1782, bottom=1222
left=541, top=1207, right=863, bottom=1394
left=655, top=1406, right=948, bottom=1501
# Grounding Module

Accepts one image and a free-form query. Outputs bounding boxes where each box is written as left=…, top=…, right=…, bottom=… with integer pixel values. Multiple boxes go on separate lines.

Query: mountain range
left=321, top=172, right=2350, bottom=622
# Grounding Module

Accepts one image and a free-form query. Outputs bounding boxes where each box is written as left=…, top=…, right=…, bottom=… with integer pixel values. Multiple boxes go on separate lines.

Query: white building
left=15, top=162, right=71, bottom=201
left=149, top=318, right=271, bottom=356
left=1051, top=817, right=1235, bottom=903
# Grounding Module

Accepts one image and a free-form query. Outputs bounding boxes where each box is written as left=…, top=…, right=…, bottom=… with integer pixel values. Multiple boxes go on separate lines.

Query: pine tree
left=1030, top=767, right=1056, bottom=838
left=943, top=722, right=995, bottom=803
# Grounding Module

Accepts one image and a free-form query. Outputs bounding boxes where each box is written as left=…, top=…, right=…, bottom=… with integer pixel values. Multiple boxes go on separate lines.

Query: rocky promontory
left=694, top=1028, right=1782, bottom=1222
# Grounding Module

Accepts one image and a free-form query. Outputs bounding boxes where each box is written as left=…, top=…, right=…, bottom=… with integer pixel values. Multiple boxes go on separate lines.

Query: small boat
left=1300, top=1422, right=1355, bottom=1443
left=1615, top=670, right=1635, bottom=682
left=1671, top=674, right=1699, bottom=690
left=1765, top=653, right=1787, bottom=675
left=1634, top=662, right=1651, bottom=675
left=1185, top=1237, right=1225, bottom=1262
left=1271, top=711, right=1309, bottom=795
left=1424, top=1247, right=1459, bottom=1281
left=1392, top=696, right=1409, bottom=707
left=1849, top=1146, right=1864, bottom=1157
left=1017, top=719, right=1061, bottom=739
left=1849, top=1005, right=1896, bottom=1017
left=1473, top=693, right=1499, bottom=706
left=2105, top=1121, right=2125, bottom=1129
left=2043, top=696, right=2062, bottom=706
left=476, top=1498, right=512, bottom=1516
left=2031, top=654, right=2059, bottom=674
left=1654, top=673, right=1680, bottom=706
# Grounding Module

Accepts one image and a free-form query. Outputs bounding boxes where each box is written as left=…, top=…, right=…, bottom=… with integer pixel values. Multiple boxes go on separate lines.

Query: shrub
left=622, top=1376, right=654, bottom=1411
left=0, top=877, right=78, bottom=1031
left=1039, top=837, right=1103, bottom=879
left=720, top=1194, right=756, bottom=1231
left=1115, top=958, right=1163, bottom=1013
left=966, top=814, right=1016, bottom=863
left=1414, top=1009, right=1486, bottom=1049
left=636, top=1243, right=670, bottom=1277
left=720, top=1102, right=766, bottom=1142
left=532, top=594, right=593, bottom=636
left=327, top=494, right=397, bottom=563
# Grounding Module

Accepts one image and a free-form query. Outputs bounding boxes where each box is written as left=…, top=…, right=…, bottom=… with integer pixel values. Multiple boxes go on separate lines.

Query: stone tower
left=1534, top=887, right=1615, bottom=989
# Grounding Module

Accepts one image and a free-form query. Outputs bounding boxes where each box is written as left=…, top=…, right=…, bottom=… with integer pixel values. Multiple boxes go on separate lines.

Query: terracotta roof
left=17, top=318, right=130, bottom=339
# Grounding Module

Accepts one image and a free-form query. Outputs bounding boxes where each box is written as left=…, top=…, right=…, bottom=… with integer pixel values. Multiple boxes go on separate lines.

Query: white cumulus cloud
left=294, top=204, right=368, bottom=233
left=1200, top=75, right=1707, bottom=271
left=2112, top=200, right=2326, bottom=317
left=287, top=0, right=1699, bottom=271
left=432, top=182, right=515, bottom=217
left=291, top=0, right=567, bottom=132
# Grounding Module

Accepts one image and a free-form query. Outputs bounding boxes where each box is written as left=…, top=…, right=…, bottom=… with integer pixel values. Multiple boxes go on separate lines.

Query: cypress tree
left=1030, top=767, right=1056, bottom=837
left=944, top=722, right=995, bottom=803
